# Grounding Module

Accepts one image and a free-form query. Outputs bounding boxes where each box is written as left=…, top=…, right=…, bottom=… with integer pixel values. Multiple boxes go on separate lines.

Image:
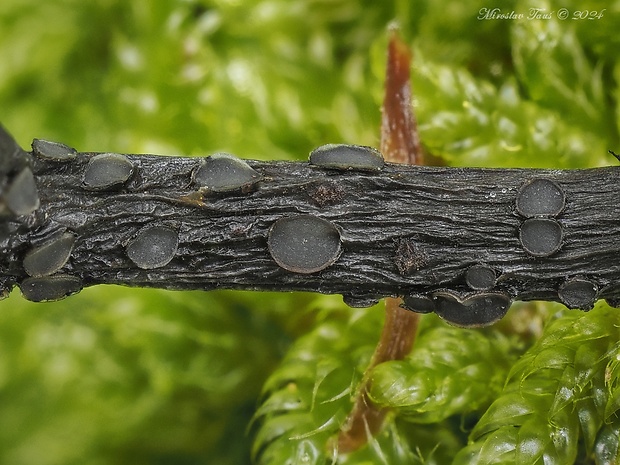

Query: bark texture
left=1, top=127, right=619, bottom=323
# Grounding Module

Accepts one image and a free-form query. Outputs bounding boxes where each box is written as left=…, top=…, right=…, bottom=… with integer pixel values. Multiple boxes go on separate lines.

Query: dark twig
left=1, top=124, right=619, bottom=324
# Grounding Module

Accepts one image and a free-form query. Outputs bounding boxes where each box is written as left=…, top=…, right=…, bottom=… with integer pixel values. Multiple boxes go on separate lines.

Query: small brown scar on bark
left=307, top=182, right=345, bottom=207
left=336, top=26, right=424, bottom=454
left=394, top=237, right=428, bottom=275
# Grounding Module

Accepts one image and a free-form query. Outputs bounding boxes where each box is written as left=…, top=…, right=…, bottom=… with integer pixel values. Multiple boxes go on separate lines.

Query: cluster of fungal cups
left=304, top=144, right=514, bottom=327
left=274, top=145, right=507, bottom=328
left=267, top=144, right=383, bottom=276
left=1, top=134, right=605, bottom=320
left=516, top=178, right=565, bottom=257
left=16, top=139, right=83, bottom=301
left=516, top=177, right=598, bottom=311
left=4, top=137, right=142, bottom=301
left=13, top=138, right=270, bottom=300
left=402, top=265, right=510, bottom=329
left=125, top=145, right=382, bottom=275
left=0, top=132, right=42, bottom=299
left=399, top=176, right=603, bottom=327
left=403, top=178, right=599, bottom=327
left=18, top=142, right=378, bottom=301
left=14, top=137, right=182, bottom=300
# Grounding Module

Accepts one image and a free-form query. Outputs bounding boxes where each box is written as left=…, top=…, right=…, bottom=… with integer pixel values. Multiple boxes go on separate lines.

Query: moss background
left=1, top=0, right=620, bottom=464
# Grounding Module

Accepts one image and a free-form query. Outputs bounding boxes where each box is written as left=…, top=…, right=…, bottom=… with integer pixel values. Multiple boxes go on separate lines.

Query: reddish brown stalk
left=336, top=29, right=423, bottom=453
left=379, top=29, right=423, bottom=166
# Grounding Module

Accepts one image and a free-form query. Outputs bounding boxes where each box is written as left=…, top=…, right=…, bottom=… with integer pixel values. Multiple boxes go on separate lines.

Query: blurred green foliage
left=1, top=0, right=620, bottom=464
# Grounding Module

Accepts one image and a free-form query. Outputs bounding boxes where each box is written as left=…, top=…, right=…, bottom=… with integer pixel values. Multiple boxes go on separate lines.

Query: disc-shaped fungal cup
left=192, top=153, right=261, bottom=193
left=519, top=218, right=563, bottom=257
left=401, top=294, right=435, bottom=313
left=23, top=232, right=75, bottom=277
left=516, top=178, right=565, bottom=257
left=20, top=275, right=82, bottom=302
left=516, top=178, right=565, bottom=217
left=465, top=264, right=496, bottom=291
left=309, top=144, right=384, bottom=171
left=83, top=153, right=134, bottom=190
left=268, top=215, right=342, bottom=274
left=32, top=139, right=77, bottom=161
left=433, top=291, right=512, bottom=328
left=558, top=278, right=598, bottom=310
left=126, top=225, right=179, bottom=270
left=4, top=167, right=39, bottom=215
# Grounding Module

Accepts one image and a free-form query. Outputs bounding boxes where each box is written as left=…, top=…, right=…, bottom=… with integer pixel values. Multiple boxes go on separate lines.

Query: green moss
left=1, top=0, right=619, bottom=464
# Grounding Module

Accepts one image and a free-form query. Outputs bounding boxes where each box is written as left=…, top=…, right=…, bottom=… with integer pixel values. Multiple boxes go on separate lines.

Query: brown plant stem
left=336, top=28, right=423, bottom=453
left=379, top=28, right=423, bottom=166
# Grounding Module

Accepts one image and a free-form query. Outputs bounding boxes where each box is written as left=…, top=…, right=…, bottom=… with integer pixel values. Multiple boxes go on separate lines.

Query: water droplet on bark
left=268, top=215, right=341, bottom=274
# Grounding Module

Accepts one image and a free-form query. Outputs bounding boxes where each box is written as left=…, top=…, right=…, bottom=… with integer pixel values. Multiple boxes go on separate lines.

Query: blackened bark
left=1, top=127, right=619, bottom=323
